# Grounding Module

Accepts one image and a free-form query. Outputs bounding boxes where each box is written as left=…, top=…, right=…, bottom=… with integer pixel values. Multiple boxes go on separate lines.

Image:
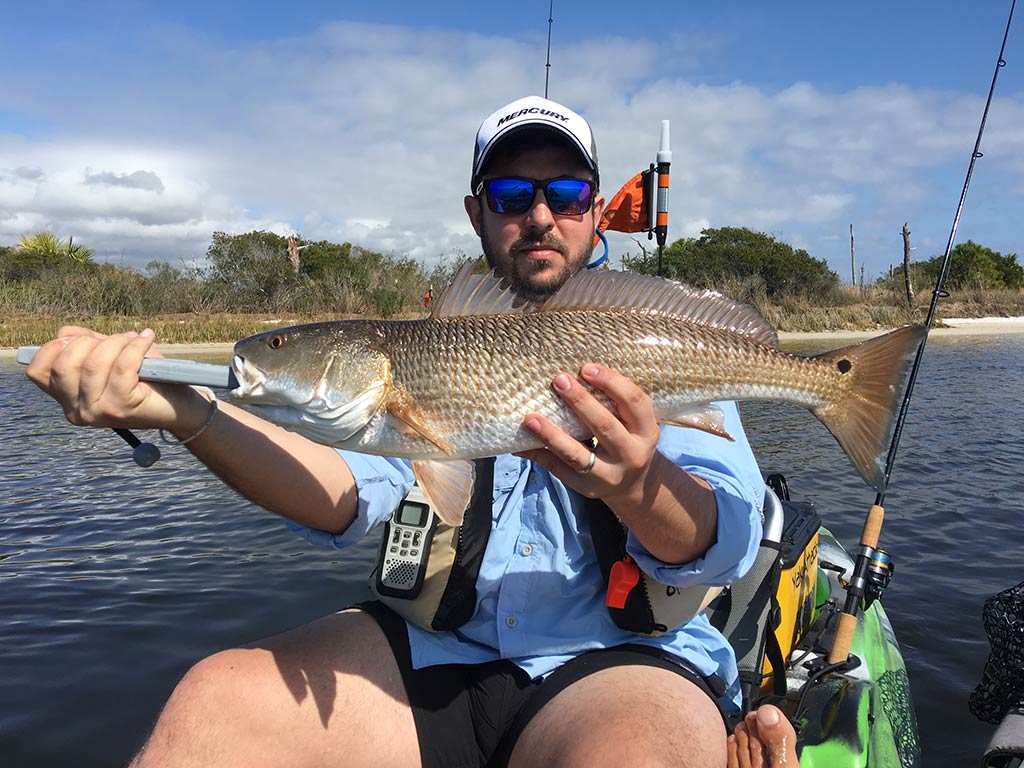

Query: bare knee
left=132, top=648, right=272, bottom=767
left=169, top=648, right=262, bottom=721
left=154, top=649, right=270, bottom=741
left=134, top=611, right=420, bottom=768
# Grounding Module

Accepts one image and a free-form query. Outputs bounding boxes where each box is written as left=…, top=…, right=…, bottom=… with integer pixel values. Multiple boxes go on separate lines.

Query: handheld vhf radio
left=374, top=484, right=437, bottom=598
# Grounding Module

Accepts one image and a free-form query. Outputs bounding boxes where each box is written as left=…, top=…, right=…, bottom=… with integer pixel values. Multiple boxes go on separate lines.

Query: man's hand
left=516, top=363, right=717, bottom=564
left=25, top=326, right=207, bottom=434
left=515, top=364, right=660, bottom=502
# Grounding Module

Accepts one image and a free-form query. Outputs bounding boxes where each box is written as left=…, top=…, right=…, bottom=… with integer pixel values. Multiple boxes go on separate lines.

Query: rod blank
left=16, top=346, right=238, bottom=390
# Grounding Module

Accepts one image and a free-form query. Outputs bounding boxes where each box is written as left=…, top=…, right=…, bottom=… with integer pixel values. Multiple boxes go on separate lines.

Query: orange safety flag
left=593, top=171, right=651, bottom=249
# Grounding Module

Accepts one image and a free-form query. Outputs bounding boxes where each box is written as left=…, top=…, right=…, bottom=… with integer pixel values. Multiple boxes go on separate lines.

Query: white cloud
left=1, top=20, right=1022, bottom=281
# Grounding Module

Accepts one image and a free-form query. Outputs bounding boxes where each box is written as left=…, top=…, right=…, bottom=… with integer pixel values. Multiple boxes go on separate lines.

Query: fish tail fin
left=811, top=324, right=927, bottom=492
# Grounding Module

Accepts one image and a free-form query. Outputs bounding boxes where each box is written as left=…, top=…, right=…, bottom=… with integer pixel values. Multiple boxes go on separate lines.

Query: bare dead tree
left=901, top=223, right=915, bottom=307
left=629, top=236, right=655, bottom=270
left=850, top=224, right=856, bottom=286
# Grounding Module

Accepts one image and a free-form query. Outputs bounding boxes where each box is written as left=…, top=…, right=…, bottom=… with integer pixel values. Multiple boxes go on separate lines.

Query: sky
left=1, top=1, right=1021, bottom=283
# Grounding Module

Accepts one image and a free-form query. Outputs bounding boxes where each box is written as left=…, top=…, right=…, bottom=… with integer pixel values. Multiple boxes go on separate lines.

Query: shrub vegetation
left=2, top=227, right=1021, bottom=347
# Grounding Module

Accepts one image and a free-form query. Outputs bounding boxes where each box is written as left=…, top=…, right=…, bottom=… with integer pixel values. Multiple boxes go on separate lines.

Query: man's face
left=464, top=144, right=605, bottom=303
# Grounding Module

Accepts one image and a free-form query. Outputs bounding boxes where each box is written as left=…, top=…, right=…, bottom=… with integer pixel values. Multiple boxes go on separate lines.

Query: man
left=27, top=95, right=792, bottom=767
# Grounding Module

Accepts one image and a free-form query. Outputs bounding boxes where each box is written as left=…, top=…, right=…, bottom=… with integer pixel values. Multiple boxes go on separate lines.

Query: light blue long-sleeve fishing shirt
left=290, top=401, right=763, bottom=711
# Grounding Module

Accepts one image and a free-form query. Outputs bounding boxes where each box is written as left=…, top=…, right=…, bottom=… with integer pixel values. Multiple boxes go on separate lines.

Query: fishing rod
left=544, top=0, right=554, bottom=98
left=828, top=0, right=1016, bottom=666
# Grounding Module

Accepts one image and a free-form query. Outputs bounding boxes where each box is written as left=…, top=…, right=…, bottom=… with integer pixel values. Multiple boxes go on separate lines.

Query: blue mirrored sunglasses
left=477, top=177, right=595, bottom=216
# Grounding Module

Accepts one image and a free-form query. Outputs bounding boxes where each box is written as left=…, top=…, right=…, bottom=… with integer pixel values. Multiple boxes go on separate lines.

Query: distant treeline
left=627, top=226, right=1023, bottom=300
left=2, top=227, right=1020, bottom=319
left=1, top=230, right=459, bottom=317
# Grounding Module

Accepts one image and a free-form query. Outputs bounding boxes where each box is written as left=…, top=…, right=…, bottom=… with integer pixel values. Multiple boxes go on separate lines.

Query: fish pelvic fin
left=412, top=459, right=475, bottom=527
left=812, top=324, right=927, bottom=492
left=662, top=404, right=735, bottom=440
left=386, top=389, right=455, bottom=456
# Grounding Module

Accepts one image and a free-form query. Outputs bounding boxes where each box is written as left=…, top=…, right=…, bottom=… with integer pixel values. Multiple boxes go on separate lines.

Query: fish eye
left=268, top=335, right=284, bottom=350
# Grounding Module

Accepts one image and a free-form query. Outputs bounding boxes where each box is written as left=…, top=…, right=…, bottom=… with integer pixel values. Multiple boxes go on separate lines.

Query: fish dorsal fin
left=539, top=270, right=778, bottom=347
left=431, top=261, right=533, bottom=318
left=431, top=262, right=777, bottom=346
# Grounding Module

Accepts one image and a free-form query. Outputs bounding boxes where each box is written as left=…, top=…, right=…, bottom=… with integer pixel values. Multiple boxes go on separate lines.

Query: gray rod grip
left=16, top=346, right=238, bottom=390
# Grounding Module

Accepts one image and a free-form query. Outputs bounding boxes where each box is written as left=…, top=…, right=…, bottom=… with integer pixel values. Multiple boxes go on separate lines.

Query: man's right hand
left=25, top=326, right=209, bottom=436
left=26, top=325, right=361, bottom=533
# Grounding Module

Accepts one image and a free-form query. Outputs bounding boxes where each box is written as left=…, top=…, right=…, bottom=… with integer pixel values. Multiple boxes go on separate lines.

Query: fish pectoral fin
left=661, top=404, right=734, bottom=440
left=412, top=459, right=476, bottom=527
left=386, top=396, right=455, bottom=455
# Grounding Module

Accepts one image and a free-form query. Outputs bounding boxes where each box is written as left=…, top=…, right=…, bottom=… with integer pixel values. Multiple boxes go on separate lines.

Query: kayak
left=715, top=474, right=921, bottom=767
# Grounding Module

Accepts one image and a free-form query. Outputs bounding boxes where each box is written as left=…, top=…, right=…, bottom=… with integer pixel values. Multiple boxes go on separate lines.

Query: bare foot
left=726, top=704, right=800, bottom=767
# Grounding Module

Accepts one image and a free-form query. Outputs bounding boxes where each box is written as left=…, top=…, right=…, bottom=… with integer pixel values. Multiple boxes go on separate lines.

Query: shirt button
left=521, top=544, right=533, bottom=556
left=505, top=616, right=518, bottom=628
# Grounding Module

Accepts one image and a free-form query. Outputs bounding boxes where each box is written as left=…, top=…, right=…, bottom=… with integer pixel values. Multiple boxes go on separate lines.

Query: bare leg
left=508, top=665, right=727, bottom=768
left=726, top=705, right=800, bottom=768
left=130, top=609, right=419, bottom=768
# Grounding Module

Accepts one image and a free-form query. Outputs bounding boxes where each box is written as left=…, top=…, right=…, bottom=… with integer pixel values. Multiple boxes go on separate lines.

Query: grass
left=0, top=312, right=428, bottom=348
left=5, top=290, right=1022, bottom=349
left=3, top=264, right=1022, bottom=349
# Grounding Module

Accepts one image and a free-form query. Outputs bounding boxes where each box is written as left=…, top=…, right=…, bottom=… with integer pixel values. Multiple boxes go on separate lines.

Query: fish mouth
left=230, top=354, right=265, bottom=398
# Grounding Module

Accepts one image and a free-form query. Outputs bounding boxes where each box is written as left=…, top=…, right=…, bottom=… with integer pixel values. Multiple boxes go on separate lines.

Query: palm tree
left=18, top=231, right=95, bottom=264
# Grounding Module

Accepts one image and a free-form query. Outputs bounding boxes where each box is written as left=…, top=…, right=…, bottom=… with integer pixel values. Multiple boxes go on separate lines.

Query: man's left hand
left=515, top=364, right=662, bottom=503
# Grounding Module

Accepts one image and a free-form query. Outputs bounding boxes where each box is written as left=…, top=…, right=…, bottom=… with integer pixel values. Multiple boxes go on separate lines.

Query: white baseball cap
left=471, top=95, right=599, bottom=189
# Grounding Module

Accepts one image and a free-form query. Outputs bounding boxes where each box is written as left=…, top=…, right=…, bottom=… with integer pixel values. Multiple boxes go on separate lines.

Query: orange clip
left=606, top=555, right=641, bottom=609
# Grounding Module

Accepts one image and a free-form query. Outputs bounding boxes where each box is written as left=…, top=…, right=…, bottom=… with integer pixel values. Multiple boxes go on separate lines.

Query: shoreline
left=776, top=316, right=1024, bottom=342
left=3, top=317, right=1023, bottom=361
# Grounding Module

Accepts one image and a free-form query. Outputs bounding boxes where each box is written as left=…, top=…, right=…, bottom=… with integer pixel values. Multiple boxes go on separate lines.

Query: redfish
left=230, top=263, right=925, bottom=524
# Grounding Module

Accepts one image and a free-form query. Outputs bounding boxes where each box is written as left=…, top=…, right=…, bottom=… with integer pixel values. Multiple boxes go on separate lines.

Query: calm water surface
left=2, top=334, right=1023, bottom=766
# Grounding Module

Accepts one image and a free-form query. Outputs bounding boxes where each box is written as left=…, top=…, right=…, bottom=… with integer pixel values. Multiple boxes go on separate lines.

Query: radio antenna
left=544, top=0, right=554, bottom=97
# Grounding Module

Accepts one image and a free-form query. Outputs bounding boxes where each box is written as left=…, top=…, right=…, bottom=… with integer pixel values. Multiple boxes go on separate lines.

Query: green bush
left=916, top=241, right=1023, bottom=290
left=625, top=226, right=839, bottom=297
left=206, top=230, right=299, bottom=311
left=366, top=288, right=404, bottom=318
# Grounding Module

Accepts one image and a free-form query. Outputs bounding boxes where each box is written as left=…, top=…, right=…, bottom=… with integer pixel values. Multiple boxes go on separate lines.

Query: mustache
left=511, top=233, right=568, bottom=258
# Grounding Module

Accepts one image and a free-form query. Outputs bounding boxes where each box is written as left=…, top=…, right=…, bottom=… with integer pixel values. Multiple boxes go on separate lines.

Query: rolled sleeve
left=287, top=451, right=414, bottom=551
left=626, top=405, right=764, bottom=587
left=627, top=471, right=761, bottom=586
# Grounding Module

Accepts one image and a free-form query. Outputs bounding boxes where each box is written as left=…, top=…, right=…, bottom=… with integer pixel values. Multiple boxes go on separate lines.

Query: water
left=2, top=334, right=1023, bottom=766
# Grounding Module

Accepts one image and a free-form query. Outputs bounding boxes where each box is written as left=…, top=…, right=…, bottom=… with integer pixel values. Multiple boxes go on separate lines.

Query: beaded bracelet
left=159, top=387, right=218, bottom=446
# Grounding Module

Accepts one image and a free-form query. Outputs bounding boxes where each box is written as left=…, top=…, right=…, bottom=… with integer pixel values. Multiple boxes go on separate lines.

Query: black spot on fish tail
left=810, top=325, right=927, bottom=492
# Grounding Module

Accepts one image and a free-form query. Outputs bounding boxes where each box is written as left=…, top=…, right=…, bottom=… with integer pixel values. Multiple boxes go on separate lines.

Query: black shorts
left=358, top=601, right=730, bottom=768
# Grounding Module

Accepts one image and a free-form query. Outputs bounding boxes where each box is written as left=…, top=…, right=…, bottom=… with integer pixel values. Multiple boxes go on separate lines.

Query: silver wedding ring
left=579, top=450, right=597, bottom=474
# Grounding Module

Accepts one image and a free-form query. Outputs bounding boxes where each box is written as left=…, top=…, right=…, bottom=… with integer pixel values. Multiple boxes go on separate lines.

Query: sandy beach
left=4, top=317, right=1023, bottom=361
left=776, top=316, right=1024, bottom=342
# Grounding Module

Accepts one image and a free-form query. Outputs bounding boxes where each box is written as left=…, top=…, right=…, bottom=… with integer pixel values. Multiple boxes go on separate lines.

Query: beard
left=480, top=225, right=595, bottom=304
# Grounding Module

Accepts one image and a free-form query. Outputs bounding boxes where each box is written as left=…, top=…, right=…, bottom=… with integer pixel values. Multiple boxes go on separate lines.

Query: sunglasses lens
left=485, top=179, right=536, bottom=214
left=484, top=178, right=594, bottom=215
left=545, top=180, right=592, bottom=215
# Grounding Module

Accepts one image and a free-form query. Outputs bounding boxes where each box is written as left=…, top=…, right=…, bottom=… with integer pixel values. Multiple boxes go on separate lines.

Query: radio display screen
left=396, top=501, right=429, bottom=527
